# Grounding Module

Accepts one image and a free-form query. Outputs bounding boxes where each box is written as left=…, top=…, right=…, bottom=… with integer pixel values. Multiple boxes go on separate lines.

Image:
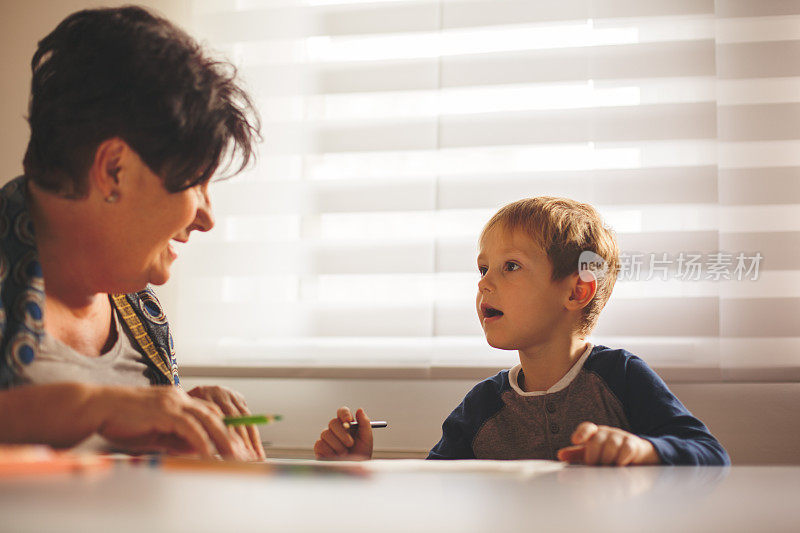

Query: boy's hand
left=557, top=422, right=660, bottom=466
left=313, top=407, right=373, bottom=460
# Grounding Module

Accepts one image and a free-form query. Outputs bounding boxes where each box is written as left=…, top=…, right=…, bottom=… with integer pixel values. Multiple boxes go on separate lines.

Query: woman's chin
left=146, top=262, right=173, bottom=286
left=148, top=270, right=171, bottom=286
left=147, top=252, right=177, bottom=286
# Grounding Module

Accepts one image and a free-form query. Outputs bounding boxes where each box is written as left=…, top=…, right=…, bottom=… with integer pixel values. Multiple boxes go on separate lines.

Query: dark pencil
left=343, top=421, right=388, bottom=431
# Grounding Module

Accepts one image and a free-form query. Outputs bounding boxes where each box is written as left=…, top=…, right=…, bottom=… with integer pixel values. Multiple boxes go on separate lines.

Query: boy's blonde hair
left=480, top=197, right=619, bottom=335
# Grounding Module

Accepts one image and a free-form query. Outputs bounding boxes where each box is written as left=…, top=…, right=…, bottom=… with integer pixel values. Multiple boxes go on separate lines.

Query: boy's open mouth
left=481, top=305, right=504, bottom=319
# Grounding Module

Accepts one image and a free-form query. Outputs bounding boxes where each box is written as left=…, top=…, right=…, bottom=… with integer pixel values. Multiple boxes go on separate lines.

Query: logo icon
left=578, top=251, right=608, bottom=282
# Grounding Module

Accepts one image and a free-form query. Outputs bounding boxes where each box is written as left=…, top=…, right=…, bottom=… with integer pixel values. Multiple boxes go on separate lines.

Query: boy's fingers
left=557, top=445, right=585, bottom=464
left=320, top=429, right=347, bottom=455
left=617, top=438, right=637, bottom=466
left=571, top=422, right=598, bottom=445
left=337, top=406, right=354, bottom=424
left=314, top=439, right=336, bottom=459
left=329, top=417, right=355, bottom=448
left=600, top=433, right=624, bottom=465
left=354, top=408, right=374, bottom=448
left=583, top=432, right=607, bottom=465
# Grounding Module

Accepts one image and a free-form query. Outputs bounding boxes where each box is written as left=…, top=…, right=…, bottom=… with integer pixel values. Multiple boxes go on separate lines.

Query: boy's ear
left=88, top=138, right=127, bottom=199
left=566, top=272, right=597, bottom=310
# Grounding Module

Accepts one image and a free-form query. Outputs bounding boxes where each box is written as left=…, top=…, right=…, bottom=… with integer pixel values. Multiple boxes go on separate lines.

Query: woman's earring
left=105, top=192, right=120, bottom=203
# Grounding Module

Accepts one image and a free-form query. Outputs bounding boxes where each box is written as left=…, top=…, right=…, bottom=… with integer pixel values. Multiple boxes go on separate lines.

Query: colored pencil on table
left=223, top=414, right=283, bottom=427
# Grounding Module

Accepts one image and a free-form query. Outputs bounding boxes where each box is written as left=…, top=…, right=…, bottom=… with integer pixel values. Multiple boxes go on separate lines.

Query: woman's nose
left=190, top=187, right=215, bottom=232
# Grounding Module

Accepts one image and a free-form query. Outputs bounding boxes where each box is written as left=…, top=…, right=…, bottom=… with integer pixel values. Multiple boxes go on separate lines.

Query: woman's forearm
left=0, top=383, right=256, bottom=460
left=0, top=383, right=106, bottom=447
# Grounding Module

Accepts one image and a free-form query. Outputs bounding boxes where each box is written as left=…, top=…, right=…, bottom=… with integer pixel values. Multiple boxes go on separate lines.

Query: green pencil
left=223, top=414, right=283, bottom=427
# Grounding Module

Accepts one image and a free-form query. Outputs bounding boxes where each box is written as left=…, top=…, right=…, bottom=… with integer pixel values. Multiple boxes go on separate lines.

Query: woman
left=0, top=6, right=263, bottom=460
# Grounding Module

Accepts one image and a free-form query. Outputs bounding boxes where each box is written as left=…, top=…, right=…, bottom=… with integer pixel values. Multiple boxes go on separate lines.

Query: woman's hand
left=557, top=422, right=660, bottom=466
left=187, top=385, right=265, bottom=460
left=94, top=385, right=255, bottom=460
left=314, top=407, right=373, bottom=460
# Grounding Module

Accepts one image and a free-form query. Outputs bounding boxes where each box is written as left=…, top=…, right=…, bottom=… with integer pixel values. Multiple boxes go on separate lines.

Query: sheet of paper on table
left=266, top=458, right=564, bottom=478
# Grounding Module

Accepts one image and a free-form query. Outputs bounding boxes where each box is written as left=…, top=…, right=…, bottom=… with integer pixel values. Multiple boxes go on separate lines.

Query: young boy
left=314, top=198, right=729, bottom=466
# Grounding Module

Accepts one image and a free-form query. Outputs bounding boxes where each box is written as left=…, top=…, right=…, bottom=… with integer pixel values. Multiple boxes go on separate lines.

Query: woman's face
left=107, top=151, right=214, bottom=292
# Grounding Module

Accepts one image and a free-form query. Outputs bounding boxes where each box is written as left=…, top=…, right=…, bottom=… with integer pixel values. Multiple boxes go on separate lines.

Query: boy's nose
left=478, top=275, right=494, bottom=292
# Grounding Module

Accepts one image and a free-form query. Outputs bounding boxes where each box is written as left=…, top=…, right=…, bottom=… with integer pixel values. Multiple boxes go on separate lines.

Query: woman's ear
left=566, top=271, right=597, bottom=310
left=88, top=138, right=127, bottom=201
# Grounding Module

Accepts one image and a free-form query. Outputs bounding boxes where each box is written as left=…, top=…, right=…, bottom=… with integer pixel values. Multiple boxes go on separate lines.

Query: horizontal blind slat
left=444, top=0, right=714, bottom=28
left=720, top=167, right=800, bottom=204
left=198, top=2, right=714, bottom=42
left=717, top=41, right=800, bottom=79
left=718, top=103, right=800, bottom=141
left=716, top=0, right=800, bottom=18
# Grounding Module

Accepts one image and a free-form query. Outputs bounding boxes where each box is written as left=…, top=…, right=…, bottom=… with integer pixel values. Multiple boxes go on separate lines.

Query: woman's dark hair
left=23, top=6, right=260, bottom=196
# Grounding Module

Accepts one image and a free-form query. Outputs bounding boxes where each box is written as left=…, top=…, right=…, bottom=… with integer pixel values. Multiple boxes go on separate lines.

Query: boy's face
left=476, top=226, right=573, bottom=352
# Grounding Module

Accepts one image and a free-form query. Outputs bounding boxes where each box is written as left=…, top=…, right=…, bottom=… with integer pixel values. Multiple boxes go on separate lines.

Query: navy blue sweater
left=428, top=345, right=730, bottom=466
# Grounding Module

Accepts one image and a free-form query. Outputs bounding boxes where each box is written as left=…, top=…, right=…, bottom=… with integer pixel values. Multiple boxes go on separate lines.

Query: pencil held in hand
left=343, top=421, right=388, bottom=434
left=314, top=407, right=376, bottom=460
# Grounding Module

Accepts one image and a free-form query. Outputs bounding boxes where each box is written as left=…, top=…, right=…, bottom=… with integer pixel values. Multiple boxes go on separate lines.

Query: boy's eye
left=505, top=262, right=520, bottom=272
left=478, top=266, right=487, bottom=276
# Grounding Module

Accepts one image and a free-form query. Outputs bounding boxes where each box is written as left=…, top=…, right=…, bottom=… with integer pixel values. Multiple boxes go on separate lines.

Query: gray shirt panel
left=472, top=369, right=631, bottom=460
left=14, top=308, right=151, bottom=387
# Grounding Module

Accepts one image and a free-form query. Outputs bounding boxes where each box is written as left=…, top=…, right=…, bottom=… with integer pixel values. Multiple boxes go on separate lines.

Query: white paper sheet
left=266, top=458, right=564, bottom=478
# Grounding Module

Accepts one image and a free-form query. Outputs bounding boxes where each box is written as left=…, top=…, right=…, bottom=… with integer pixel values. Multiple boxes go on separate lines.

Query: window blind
left=164, top=0, right=800, bottom=380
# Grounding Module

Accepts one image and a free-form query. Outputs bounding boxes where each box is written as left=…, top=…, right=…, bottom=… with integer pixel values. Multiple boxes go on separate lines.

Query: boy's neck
left=517, top=336, right=590, bottom=392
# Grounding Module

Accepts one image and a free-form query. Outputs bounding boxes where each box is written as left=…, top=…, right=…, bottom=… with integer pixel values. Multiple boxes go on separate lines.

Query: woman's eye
left=478, top=266, right=487, bottom=276
left=505, top=262, right=520, bottom=272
